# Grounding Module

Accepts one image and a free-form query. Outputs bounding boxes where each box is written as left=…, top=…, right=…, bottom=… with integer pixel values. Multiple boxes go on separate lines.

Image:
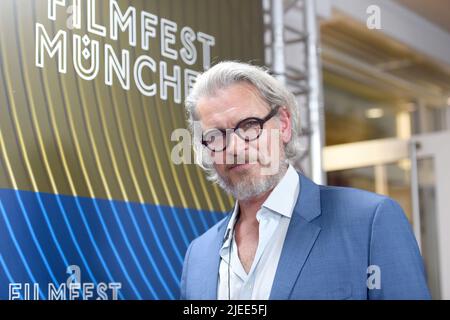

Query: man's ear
left=279, top=106, right=292, bottom=144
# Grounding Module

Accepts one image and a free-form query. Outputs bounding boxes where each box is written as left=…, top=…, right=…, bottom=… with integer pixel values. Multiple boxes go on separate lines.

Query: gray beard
left=215, top=161, right=289, bottom=201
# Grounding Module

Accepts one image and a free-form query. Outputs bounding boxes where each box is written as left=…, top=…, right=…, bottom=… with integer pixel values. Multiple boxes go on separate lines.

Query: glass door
left=323, top=131, right=450, bottom=299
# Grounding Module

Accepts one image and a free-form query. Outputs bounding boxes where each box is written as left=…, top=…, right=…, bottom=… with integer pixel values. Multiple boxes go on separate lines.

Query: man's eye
left=240, top=121, right=259, bottom=131
left=206, top=135, right=217, bottom=143
left=204, top=130, right=224, bottom=141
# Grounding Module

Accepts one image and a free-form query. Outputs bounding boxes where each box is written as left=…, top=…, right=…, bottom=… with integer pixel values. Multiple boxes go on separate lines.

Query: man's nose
left=226, top=131, right=247, bottom=156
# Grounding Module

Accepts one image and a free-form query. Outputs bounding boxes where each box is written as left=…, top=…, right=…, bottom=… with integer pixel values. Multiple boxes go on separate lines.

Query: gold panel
left=0, top=0, right=265, bottom=212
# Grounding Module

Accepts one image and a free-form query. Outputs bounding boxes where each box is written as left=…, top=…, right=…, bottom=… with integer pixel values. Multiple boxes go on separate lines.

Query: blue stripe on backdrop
left=0, top=188, right=227, bottom=300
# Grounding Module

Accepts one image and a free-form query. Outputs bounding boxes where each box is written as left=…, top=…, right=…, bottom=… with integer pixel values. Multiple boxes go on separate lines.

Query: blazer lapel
left=269, top=173, right=322, bottom=299
left=201, top=212, right=232, bottom=299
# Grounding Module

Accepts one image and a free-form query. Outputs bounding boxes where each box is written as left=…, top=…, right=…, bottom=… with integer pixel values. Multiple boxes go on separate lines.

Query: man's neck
left=237, top=189, right=273, bottom=224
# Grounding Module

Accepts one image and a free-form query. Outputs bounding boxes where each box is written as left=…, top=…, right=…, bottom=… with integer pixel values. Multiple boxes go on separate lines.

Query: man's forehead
left=198, top=103, right=268, bottom=131
left=196, top=83, right=269, bottom=128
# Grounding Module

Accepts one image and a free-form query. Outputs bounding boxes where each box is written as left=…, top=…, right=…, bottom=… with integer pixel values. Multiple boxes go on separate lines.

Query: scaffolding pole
left=305, top=0, right=326, bottom=184
left=263, top=0, right=326, bottom=184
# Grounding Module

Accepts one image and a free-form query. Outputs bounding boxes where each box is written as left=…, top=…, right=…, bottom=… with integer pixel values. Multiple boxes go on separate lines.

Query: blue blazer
left=180, top=172, right=431, bottom=299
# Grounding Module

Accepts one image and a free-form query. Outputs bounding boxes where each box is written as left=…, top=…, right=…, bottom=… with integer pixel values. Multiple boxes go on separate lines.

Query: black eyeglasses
left=201, top=105, right=281, bottom=152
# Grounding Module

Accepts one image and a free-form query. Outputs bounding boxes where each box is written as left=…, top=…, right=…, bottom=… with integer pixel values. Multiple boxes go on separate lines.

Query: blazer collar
left=201, top=211, right=232, bottom=299
left=269, top=172, right=322, bottom=299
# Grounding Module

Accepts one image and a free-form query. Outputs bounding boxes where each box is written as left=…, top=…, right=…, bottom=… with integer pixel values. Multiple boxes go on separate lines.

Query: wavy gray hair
left=185, top=61, right=302, bottom=183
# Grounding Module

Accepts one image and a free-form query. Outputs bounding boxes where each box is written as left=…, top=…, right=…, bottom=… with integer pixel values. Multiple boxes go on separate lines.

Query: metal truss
left=263, top=0, right=326, bottom=183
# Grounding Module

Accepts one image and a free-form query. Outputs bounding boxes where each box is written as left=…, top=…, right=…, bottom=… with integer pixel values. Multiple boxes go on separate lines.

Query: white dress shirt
left=217, top=165, right=300, bottom=300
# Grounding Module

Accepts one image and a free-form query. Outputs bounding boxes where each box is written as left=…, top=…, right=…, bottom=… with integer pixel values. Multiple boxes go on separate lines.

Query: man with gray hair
left=180, top=61, right=430, bottom=300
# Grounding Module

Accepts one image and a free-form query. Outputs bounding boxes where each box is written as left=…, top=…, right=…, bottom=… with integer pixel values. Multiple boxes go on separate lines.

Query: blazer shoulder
left=318, top=184, right=398, bottom=223
left=320, top=183, right=387, bottom=204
